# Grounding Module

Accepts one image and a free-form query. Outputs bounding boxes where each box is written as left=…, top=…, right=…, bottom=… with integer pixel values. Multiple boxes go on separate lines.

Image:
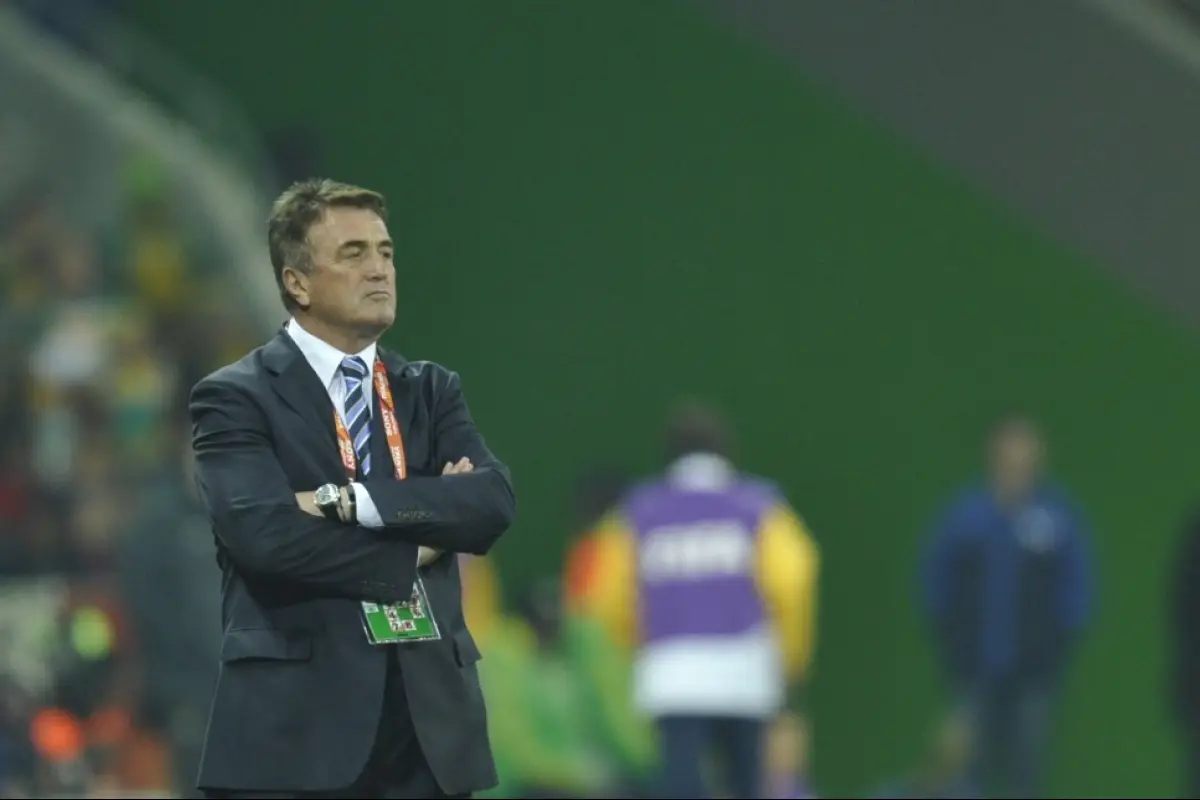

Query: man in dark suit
left=189, top=178, right=516, bottom=799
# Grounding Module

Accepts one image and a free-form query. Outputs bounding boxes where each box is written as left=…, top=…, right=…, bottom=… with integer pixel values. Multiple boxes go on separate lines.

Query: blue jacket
left=920, top=483, right=1093, bottom=683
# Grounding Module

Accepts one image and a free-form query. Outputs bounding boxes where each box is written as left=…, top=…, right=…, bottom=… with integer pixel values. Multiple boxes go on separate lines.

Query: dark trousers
left=205, top=661, right=468, bottom=799
left=963, top=678, right=1056, bottom=800
left=654, top=714, right=763, bottom=799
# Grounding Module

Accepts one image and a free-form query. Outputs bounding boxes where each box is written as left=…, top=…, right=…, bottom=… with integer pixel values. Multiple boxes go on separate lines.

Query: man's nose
left=363, top=255, right=390, bottom=279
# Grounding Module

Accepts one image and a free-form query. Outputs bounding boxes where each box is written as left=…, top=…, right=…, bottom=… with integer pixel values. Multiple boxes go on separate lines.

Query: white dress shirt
left=285, top=318, right=385, bottom=528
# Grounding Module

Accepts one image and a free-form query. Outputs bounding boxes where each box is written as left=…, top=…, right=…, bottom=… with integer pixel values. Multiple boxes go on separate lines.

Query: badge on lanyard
left=334, top=359, right=441, bottom=644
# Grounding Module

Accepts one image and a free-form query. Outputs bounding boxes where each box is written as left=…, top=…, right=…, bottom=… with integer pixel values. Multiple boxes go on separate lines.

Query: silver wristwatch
left=314, top=483, right=342, bottom=521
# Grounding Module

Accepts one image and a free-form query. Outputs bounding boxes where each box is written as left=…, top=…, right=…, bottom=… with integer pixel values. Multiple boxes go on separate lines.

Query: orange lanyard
left=333, top=358, right=407, bottom=480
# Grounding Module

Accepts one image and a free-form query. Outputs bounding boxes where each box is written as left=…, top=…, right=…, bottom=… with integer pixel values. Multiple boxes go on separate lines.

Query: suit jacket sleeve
left=190, top=375, right=418, bottom=603
left=360, top=367, right=516, bottom=554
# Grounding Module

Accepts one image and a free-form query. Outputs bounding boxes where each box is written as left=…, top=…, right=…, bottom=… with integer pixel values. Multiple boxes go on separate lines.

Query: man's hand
left=295, top=491, right=320, bottom=517
left=416, top=459, right=474, bottom=566
left=443, top=457, right=473, bottom=475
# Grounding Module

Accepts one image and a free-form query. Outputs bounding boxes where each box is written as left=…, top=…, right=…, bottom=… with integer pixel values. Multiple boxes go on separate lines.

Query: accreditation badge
left=359, top=576, right=441, bottom=644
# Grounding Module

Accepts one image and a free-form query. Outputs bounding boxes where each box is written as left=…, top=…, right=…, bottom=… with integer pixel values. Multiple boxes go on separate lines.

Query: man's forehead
left=310, top=206, right=390, bottom=243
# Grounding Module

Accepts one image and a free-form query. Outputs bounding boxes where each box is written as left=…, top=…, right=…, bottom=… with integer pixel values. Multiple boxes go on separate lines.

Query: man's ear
left=282, top=266, right=311, bottom=310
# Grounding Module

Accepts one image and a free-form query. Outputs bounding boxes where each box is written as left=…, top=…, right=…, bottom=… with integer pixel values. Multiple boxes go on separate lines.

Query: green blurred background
left=119, top=1, right=1198, bottom=795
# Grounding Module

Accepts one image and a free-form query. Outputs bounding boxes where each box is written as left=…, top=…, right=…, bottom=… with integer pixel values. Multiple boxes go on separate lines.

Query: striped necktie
left=340, top=355, right=372, bottom=477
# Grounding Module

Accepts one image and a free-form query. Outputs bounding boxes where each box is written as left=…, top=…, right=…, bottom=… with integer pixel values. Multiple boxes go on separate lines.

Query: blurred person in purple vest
left=577, top=400, right=820, bottom=799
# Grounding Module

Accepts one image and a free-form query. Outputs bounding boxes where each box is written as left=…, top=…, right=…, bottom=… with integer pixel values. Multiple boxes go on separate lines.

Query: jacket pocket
left=220, top=627, right=313, bottom=663
left=453, top=628, right=482, bottom=666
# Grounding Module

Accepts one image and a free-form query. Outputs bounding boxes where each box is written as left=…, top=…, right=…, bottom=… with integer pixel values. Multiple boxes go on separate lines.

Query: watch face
left=315, top=484, right=339, bottom=506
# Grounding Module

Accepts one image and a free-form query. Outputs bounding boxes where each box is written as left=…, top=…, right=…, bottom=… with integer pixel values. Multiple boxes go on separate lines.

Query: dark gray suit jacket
left=189, top=330, right=515, bottom=794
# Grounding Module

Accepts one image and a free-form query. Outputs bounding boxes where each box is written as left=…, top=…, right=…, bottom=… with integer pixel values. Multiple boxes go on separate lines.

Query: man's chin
left=354, top=309, right=395, bottom=336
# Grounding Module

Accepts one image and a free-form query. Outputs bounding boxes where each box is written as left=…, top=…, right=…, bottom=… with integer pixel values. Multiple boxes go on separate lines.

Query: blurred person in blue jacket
left=919, top=415, right=1093, bottom=799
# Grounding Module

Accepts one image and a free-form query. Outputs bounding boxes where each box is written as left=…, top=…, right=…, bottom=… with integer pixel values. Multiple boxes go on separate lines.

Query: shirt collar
left=667, top=452, right=735, bottom=491
left=285, top=317, right=378, bottom=391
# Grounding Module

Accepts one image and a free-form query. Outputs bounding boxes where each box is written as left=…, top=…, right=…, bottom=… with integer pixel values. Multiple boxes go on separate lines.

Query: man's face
left=989, top=425, right=1042, bottom=497
left=287, top=206, right=396, bottom=335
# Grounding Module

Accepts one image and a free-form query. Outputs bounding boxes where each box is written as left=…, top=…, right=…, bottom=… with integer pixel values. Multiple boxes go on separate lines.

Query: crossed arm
left=296, top=457, right=477, bottom=566
left=190, top=370, right=515, bottom=602
left=350, top=367, right=516, bottom=555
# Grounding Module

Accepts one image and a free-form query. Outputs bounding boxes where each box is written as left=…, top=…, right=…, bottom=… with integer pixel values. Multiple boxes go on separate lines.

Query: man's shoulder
left=1035, top=483, right=1088, bottom=526
left=389, top=355, right=462, bottom=395
left=392, top=356, right=454, bottom=381
left=943, top=483, right=990, bottom=519
left=195, top=345, right=271, bottom=391
left=620, top=478, right=662, bottom=507
left=189, top=341, right=279, bottom=412
left=735, top=473, right=785, bottom=502
left=1036, top=482, right=1076, bottom=506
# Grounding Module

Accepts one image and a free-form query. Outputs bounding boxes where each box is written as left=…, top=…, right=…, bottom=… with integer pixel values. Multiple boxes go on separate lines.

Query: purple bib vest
left=624, top=477, right=777, bottom=645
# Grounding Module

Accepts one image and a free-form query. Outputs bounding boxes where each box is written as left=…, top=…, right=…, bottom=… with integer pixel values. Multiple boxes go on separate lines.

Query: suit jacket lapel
left=378, top=346, right=409, bottom=384
left=378, top=346, right=410, bottom=416
left=262, top=329, right=341, bottom=468
left=376, top=346, right=413, bottom=474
